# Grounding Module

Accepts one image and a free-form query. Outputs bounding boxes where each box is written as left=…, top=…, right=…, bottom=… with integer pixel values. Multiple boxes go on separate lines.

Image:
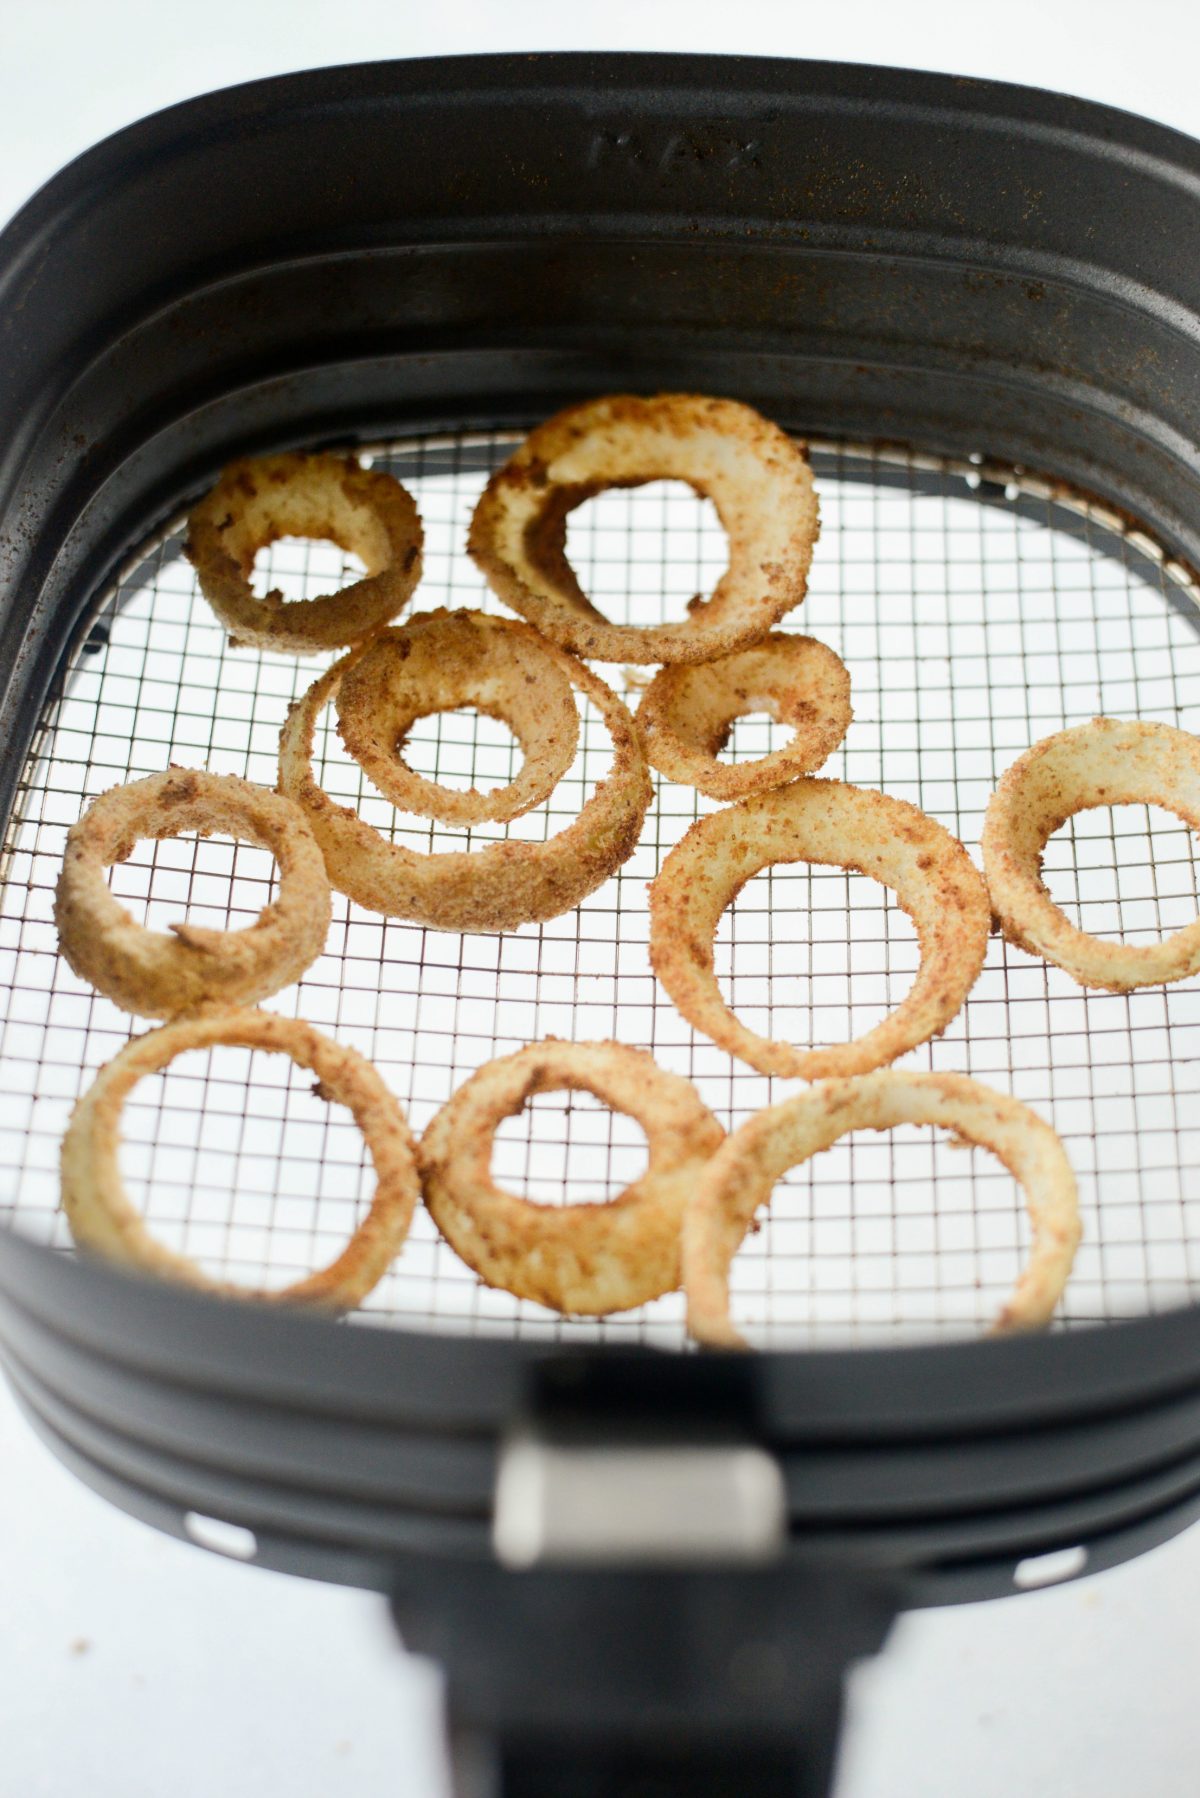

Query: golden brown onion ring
left=649, top=779, right=990, bottom=1078
left=54, top=769, right=331, bottom=1019
left=61, top=1008, right=419, bottom=1310
left=335, top=611, right=579, bottom=825
left=185, top=451, right=422, bottom=654
left=982, top=717, right=1200, bottom=992
left=279, top=635, right=652, bottom=932
left=420, top=1039, right=724, bottom=1315
left=468, top=394, right=819, bottom=665
left=684, top=1071, right=1080, bottom=1347
left=637, top=633, right=852, bottom=799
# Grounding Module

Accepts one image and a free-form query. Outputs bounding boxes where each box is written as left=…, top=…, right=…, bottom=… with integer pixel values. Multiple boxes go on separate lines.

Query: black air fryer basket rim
left=3, top=52, right=1200, bottom=1601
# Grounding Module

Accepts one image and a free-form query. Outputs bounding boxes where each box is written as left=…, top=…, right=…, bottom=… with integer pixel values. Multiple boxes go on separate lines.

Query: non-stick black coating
left=2, top=54, right=1200, bottom=1598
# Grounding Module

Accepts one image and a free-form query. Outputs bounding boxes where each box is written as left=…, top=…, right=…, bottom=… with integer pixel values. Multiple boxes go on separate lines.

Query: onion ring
left=467, top=393, right=819, bottom=665
left=419, top=1040, right=724, bottom=1315
left=649, top=779, right=991, bottom=1078
left=185, top=451, right=423, bottom=654
left=636, top=633, right=852, bottom=799
left=61, top=1008, right=419, bottom=1310
left=335, top=610, right=579, bottom=825
left=54, top=769, right=332, bottom=1019
left=279, top=622, right=652, bottom=932
left=684, top=1071, right=1080, bottom=1347
left=982, top=717, right=1200, bottom=992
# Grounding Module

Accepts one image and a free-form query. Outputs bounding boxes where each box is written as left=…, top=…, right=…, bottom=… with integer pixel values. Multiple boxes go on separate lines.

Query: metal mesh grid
left=2, top=432, right=1199, bottom=1348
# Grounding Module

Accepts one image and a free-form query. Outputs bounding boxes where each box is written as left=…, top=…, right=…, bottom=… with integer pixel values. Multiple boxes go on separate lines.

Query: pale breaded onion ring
left=185, top=451, right=422, bottom=654
left=54, top=769, right=331, bottom=1020
left=279, top=634, right=652, bottom=932
left=335, top=610, right=579, bottom=825
left=982, top=717, right=1200, bottom=992
left=419, top=1040, right=724, bottom=1315
left=61, top=1008, right=419, bottom=1311
left=684, top=1071, right=1080, bottom=1347
left=468, top=394, right=819, bottom=665
left=649, top=779, right=990, bottom=1078
left=637, top=633, right=852, bottom=799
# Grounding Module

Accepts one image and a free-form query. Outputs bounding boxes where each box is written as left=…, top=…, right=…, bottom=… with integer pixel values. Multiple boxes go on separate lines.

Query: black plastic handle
left=452, top=1729, right=840, bottom=1798
left=392, top=1557, right=899, bottom=1798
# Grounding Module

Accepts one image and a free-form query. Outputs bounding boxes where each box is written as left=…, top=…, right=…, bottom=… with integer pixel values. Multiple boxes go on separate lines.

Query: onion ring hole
left=713, top=865, right=921, bottom=1057
left=398, top=709, right=524, bottom=797
left=116, top=1043, right=376, bottom=1291
left=562, top=479, right=729, bottom=626
left=491, top=1089, right=651, bottom=1206
left=724, top=712, right=809, bottom=763
left=105, top=833, right=281, bottom=937
left=1039, top=802, right=1200, bottom=944
left=251, top=535, right=367, bottom=602
left=721, top=1123, right=1042, bottom=1341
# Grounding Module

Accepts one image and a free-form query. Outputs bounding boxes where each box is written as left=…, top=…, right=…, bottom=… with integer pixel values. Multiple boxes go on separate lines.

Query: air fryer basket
left=3, top=52, right=1200, bottom=1797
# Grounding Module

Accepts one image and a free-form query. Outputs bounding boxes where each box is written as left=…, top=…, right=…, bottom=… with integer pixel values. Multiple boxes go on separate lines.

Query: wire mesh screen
left=1, top=433, right=1199, bottom=1348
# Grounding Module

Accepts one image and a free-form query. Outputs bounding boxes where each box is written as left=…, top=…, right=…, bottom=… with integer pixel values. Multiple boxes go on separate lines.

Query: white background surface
left=4, top=2, right=1200, bottom=1794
